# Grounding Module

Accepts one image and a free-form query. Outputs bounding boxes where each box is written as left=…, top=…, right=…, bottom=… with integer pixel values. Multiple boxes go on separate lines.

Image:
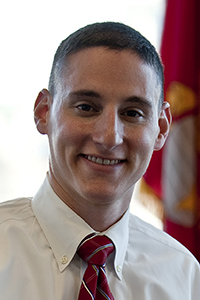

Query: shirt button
left=61, top=255, right=68, bottom=264
left=116, top=265, right=122, bottom=272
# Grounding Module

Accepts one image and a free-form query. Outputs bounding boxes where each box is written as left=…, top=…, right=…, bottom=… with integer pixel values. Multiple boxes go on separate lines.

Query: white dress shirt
left=0, top=176, right=199, bottom=299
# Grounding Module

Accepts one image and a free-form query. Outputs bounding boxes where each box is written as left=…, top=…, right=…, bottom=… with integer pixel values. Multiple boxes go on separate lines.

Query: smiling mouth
left=83, top=155, right=124, bottom=166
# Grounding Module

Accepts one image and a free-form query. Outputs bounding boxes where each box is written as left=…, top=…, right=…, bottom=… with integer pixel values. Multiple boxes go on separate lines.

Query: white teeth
left=91, top=156, right=96, bottom=162
left=85, top=155, right=120, bottom=165
left=96, top=157, right=103, bottom=164
left=103, top=159, right=110, bottom=165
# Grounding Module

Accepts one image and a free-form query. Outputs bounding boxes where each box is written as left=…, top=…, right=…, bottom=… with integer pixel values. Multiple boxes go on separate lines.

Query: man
left=0, top=22, right=199, bottom=299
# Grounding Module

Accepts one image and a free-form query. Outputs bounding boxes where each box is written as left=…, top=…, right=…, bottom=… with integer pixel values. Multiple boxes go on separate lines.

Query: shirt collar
left=103, top=210, right=129, bottom=280
left=32, top=176, right=129, bottom=279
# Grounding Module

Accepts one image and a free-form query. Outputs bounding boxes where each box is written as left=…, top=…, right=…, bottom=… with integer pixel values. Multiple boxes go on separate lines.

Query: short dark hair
left=48, top=22, right=164, bottom=105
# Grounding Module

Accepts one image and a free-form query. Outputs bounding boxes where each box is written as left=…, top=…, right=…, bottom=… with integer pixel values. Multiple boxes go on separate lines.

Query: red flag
left=142, top=0, right=200, bottom=261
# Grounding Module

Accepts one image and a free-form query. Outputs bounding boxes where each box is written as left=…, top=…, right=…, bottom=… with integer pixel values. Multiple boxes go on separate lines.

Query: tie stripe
left=92, top=265, right=99, bottom=275
left=82, top=280, right=94, bottom=300
left=77, top=235, right=115, bottom=300
left=85, top=243, right=113, bottom=262
left=97, top=286, right=112, bottom=300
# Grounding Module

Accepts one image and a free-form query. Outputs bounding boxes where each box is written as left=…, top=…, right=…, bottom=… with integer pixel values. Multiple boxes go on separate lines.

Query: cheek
left=50, top=117, right=85, bottom=155
left=130, top=126, right=158, bottom=162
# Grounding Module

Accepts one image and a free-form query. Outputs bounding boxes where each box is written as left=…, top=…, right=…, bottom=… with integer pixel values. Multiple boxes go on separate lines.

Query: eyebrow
left=68, top=89, right=153, bottom=109
left=125, top=96, right=153, bottom=109
left=69, top=90, right=101, bottom=99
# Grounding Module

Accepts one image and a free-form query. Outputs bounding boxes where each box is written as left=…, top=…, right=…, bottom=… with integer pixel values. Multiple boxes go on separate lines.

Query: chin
left=81, top=188, right=123, bottom=205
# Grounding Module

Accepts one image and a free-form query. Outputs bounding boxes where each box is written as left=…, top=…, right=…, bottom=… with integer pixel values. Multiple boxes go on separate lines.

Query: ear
left=34, top=88, right=52, bottom=135
left=154, top=101, right=172, bottom=151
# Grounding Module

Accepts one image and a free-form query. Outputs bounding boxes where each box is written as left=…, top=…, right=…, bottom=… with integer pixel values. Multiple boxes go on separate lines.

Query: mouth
left=82, top=155, right=125, bottom=166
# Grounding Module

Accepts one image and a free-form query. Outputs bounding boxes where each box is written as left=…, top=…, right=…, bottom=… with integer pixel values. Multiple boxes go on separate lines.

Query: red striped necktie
left=77, top=235, right=115, bottom=300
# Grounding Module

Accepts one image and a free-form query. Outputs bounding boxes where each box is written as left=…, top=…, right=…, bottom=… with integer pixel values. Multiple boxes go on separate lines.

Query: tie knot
left=77, top=235, right=114, bottom=266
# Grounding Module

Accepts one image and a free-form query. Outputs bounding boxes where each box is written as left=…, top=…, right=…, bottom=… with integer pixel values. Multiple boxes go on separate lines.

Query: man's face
left=38, top=47, right=169, bottom=209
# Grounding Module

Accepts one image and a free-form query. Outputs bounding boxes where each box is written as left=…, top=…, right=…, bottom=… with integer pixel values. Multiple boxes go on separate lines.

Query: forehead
left=59, top=47, right=161, bottom=105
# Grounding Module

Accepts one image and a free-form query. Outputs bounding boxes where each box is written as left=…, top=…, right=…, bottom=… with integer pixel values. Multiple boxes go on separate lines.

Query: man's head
left=48, top=22, right=164, bottom=107
left=34, top=22, right=171, bottom=230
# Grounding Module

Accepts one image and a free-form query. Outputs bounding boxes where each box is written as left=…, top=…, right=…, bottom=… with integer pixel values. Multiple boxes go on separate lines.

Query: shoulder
left=0, top=198, right=37, bottom=251
left=123, top=214, right=200, bottom=298
left=128, top=213, right=197, bottom=260
left=0, top=198, right=34, bottom=225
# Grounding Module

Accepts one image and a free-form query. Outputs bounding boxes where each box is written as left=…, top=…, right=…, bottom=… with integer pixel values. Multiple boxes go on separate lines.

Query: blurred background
left=0, top=0, right=165, bottom=229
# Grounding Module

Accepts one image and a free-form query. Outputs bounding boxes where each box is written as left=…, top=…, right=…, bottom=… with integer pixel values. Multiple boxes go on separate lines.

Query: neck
left=77, top=202, right=129, bottom=232
left=47, top=172, right=131, bottom=232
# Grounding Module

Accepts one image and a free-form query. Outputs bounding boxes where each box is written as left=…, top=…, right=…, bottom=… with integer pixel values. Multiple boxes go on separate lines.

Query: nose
left=92, top=109, right=124, bottom=150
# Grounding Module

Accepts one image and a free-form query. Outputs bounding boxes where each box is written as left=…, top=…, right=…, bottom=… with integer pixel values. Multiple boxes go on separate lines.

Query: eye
left=124, top=110, right=142, bottom=118
left=77, top=104, right=93, bottom=111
